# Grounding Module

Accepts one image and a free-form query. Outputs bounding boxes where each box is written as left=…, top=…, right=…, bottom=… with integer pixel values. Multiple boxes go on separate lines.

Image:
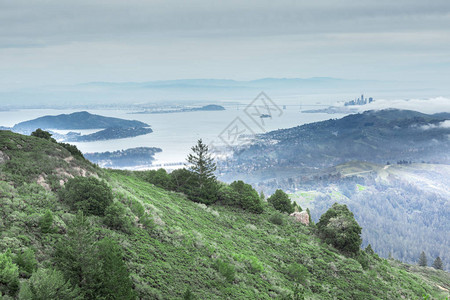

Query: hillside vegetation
left=0, top=131, right=449, bottom=299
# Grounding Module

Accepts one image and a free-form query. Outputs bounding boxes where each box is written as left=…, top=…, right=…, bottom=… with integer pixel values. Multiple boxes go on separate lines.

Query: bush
left=14, top=248, right=37, bottom=278
left=104, top=201, right=133, bottom=233
left=214, top=259, right=235, bottom=283
left=267, top=189, right=294, bottom=214
left=31, top=129, right=55, bottom=142
left=0, top=249, right=19, bottom=297
left=269, top=212, right=284, bottom=225
left=60, top=177, right=113, bottom=216
left=58, top=143, right=84, bottom=160
left=218, top=181, right=264, bottom=213
left=141, top=168, right=171, bottom=189
left=18, top=268, right=82, bottom=300
left=39, top=209, right=55, bottom=234
left=317, top=203, right=362, bottom=255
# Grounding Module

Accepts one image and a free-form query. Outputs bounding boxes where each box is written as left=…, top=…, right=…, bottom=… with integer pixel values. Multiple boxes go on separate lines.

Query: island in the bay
left=84, top=147, right=162, bottom=168
left=2, top=111, right=153, bottom=142
left=130, top=104, right=225, bottom=114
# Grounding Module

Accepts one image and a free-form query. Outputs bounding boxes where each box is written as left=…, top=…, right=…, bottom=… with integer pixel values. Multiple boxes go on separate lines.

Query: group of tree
left=418, top=251, right=444, bottom=270
left=31, top=129, right=84, bottom=160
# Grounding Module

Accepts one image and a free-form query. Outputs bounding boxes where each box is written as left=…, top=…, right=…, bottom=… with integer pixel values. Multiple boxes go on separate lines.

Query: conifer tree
left=187, top=139, right=217, bottom=187
left=418, top=251, right=427, bottom=267
left=432, top=256, right=443, bottom=270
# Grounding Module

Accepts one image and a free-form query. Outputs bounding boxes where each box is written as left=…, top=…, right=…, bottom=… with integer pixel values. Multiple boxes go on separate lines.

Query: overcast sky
left=1, top=0, right=449, bottom=91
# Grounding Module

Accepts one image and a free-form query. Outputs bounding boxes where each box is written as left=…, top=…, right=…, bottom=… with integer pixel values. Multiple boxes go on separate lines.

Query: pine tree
left=432, top=256, right=443, bottom=270
left=186, top=139, right=218, bottom=204
left=418, top=251, right=427, bottom=267
left=306, top=208, right=312, bottom=225
left=187, top=139, right=217, bottom=188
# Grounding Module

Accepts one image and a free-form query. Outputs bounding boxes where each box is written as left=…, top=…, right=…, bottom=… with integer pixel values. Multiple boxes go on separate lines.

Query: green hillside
left=0, top=131, right=449, bottom=299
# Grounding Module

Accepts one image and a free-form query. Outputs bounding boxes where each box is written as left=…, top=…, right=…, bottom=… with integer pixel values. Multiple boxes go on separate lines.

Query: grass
left=1, top=130, right=449, bottom=299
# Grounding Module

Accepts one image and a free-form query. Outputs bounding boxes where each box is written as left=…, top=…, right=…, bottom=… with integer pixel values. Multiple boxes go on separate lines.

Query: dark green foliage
left=183, top=288, right=196, bottom=300
left=39, top=209, right=55, bottom=234
left=187, top=139, right=217, bottom=186
left=432, top=257, right=443, bottom=270
left=141, top=168, right=171, bottom=189
left=269, top=212, right=284, bottom=225
left=356, top=251, right=370, bottom=270
left=31, top=128, right=56, bottom=142
left=268, top=189, right=294, bottom=214
left=54, top=213, right=135, bottom=299
left=286, top=263, right=309, bottom=286
left=185, top=139, right=218, bottom=204
left=365, top=244, right=375, bottom=255
left=104, top=201, right=133, bottom=233
left=54, top=212, right=99, bottom=297
left=96, top=238, right=136, bottom=300
left=18, top=268, right=82, bottom=300
left=214, top=259, right=235, bottom=283
left=419, top=251, right=427, bottom=267
left=58, top=143, right=85, bottom=160
left=0, top=249, right=19, bottom=297
left=60, top=176, right=113, bottom=216
left=14, top=248, right=37, bottom=278
left=317, top=203, right=362, bottom=255
left=221, top=181, right=264, bottom=213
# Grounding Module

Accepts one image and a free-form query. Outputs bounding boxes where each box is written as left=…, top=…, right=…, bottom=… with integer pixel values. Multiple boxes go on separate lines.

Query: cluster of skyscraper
left=344, top=94, right=374, bottom=106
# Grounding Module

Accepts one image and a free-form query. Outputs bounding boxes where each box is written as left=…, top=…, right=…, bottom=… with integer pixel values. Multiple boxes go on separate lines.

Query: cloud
left=420, top=120, right=450, bottom=130
left=359, top=97, right=450, bottom=114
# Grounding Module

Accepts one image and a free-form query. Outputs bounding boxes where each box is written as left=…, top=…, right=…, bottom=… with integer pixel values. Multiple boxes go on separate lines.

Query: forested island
left=84, top=147, right=162, bottom=167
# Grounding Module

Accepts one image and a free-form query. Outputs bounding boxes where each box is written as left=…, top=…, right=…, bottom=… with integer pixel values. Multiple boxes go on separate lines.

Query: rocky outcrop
left=0, top=150, right=10, bottom=164
left=290, top=211, right=310, bottom=225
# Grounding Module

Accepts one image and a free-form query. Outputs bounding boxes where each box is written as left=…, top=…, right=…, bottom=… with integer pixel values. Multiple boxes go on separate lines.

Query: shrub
left=14, top=248, right=37, bottom=278
left=317, top=203, right=362, bottom=255
left=104, top=201, right=133, bottom=233
left=39, top=209, right=54, bottom=234
left=58, top=143, right=84, bottom=160
left=214, top=259, right=235, bottom=283
left=31, top=129, right=56, bottom=142
left=267, top=190, right=294, bottom=214
left=0, top=249, right=19, bottom=297
left=18, top=268, right=82, bottom=300
left=269, top=212, right=284, bottom=225
left=142, top=168, right=171, bottom=189
left=218, top=181, right=264, bottom=213
left=60, top=176, right=113, bottom=216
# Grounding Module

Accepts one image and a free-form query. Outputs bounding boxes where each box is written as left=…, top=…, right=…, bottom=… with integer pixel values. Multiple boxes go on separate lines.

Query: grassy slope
left=0, top=131, right=449, bottom=299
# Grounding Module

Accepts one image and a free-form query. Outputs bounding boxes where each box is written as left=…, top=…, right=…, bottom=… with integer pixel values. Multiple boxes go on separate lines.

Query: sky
left=1, top=0, right=450, bottom=93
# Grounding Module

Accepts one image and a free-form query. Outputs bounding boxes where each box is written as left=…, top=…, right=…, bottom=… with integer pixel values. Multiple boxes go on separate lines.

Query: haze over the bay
left=1, top=0, right=449, bottom=106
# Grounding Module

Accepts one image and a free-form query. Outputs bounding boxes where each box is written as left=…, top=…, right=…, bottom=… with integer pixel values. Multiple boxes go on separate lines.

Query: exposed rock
left=290, top=211, right=310, bottom=225
left=37, top=174, right=51, bottom=191
left=0, top=151, right=10, bottom=164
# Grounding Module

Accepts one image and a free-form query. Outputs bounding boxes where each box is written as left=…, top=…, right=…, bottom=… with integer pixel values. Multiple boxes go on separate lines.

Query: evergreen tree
left=186, top=139, right=218, bottom=204
left=432, top=256, right=443, bottom=270
left=267, top=189, right=294, bottom=214
left=364, top=244, right=375, bottom=256
left=31, top=129, right=56, bottom=142
left=60, top=176, right=113, bottom=216
left=317, top=203, right=362, bottom=255
left=96, top=238, right=136, bottom=299
left=14, top=248, right=37, bottom=278
left=18, top=268, right=82, bottom=300
left=187, top=139, right=217, bottom=187
left=39, top=209, right=54, bottom=234
left=418, top=251, right=427, bottom=267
